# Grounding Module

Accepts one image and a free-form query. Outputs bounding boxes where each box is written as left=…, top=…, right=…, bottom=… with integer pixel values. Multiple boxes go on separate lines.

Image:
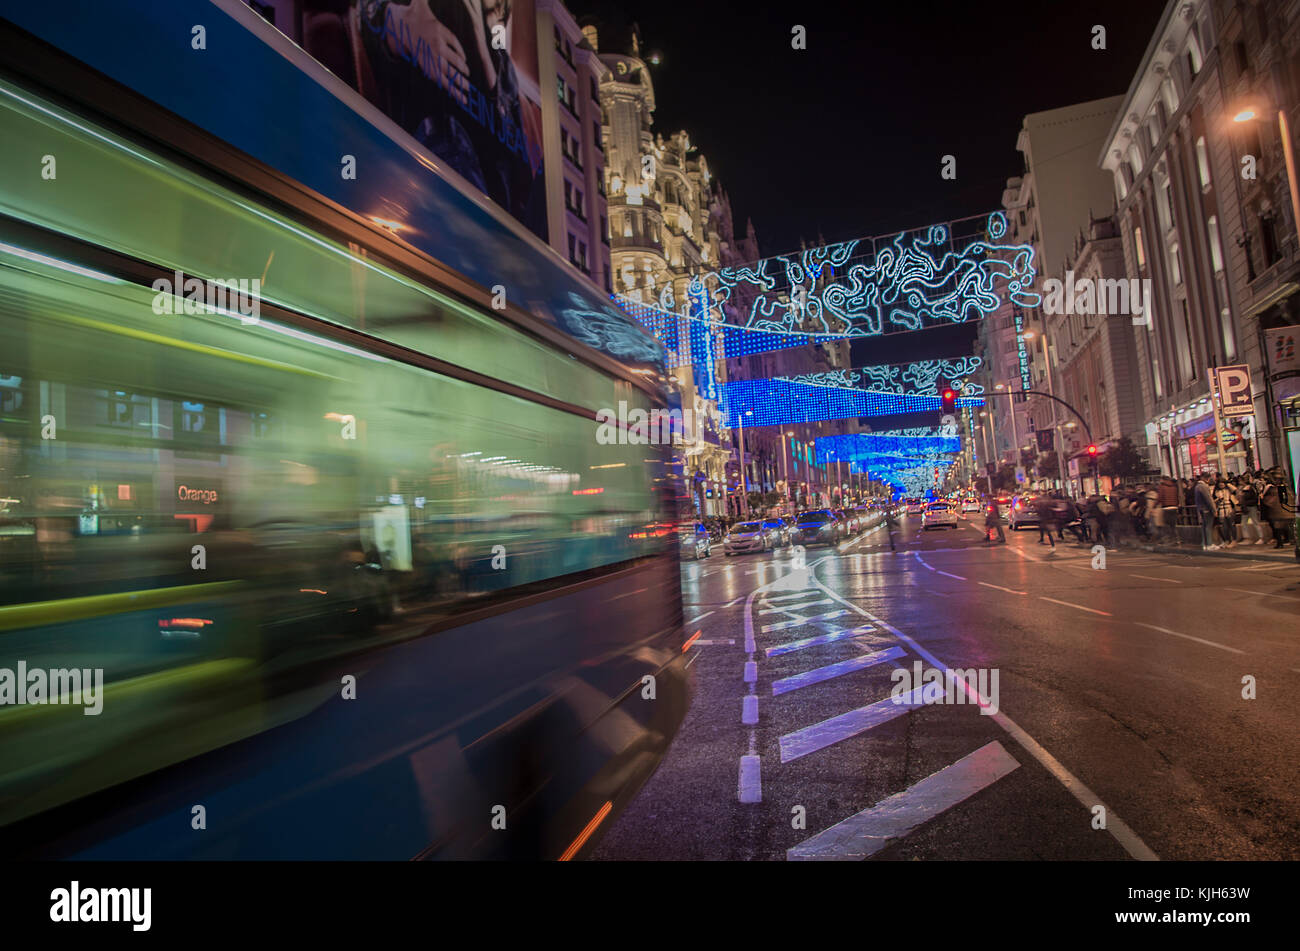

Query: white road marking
left=978, top=581, right=1026, bottom=596
left=1039, top=596, right=1112, bottom=617
left=779, top=686, right=927, bottom=762
left=1225, top=587, right=1300, bottom=602
left=738, top=755, right=762, bottom=803
left=743, top=661, right=757, bottom=682
left=1131, top=574, right=1180, bottom=584
left=808, top=575, right=1159, bottom=861
left=913, top=552, right=936, bottom=572
left=691, top=638, right=735, bottom=646
left=685, top=650, right=703, bottom=669
left=762, top=609, right=852, bottom=633
left=723, top=596, right=745, bottom=608
left=687, top=611, right=715, bottom=624
left=1133, top=622, right=1245, bottom=655
left=937, top=570, right=967, bottom=581
left=772, top=647, right=907, bottom=696
left=765, top=625, right=878, bottom=657
left=787, top=741, right=1021, bottom=861
left=742, top=695, right=758, bottom=724
left=760, top=598, right=833, bottom=615
left=764, top=591, right=828, bottom=604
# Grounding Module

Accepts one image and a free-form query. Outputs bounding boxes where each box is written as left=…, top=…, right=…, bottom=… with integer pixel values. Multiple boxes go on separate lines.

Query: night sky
left=571, top=0, right=1167, bottom=256
left=569, top=0, right=1168, bottom=428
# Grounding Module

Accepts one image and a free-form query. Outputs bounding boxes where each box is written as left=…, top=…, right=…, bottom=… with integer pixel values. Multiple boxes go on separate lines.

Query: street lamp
left=1234, top=104, right=1300, bottom=251
left=781, top=430, right=794, bottom=509
left=735, top=409, right=754, bottom=515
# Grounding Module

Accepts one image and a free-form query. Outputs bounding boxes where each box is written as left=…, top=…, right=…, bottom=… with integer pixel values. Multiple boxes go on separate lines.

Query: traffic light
left=940, top=386, right=957, bottom=415
left=1086, top=444, right=1098, bottom=458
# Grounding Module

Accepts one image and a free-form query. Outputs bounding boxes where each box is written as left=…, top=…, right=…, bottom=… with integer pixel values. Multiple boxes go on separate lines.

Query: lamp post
left=1022, top=331, right=1069, bottom=491
left=735, top=409, right=753, bottom=515
left=781, top=430, right=794, bottom=511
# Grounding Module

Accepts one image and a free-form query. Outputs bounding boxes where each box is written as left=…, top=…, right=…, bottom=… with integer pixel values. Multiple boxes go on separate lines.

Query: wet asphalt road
left=593, top=514, right=1300, bottom=860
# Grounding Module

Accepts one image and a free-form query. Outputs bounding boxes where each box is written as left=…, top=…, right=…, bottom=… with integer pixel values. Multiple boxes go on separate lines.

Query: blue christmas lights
left=717, top=378, right=983, bottom=428
left=705, top=211, right=1040, bottom=339
left=784, top=356, right=985, bottom=397
left=814, top=433, right=961, bottom=463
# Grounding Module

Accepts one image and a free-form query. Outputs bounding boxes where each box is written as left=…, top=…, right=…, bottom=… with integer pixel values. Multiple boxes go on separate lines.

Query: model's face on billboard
left=482, top=0, right=509, bottom=31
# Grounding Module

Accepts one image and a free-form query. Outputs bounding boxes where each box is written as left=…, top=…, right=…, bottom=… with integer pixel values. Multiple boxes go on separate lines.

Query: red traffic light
left=939, top=387, right=957, bottom=414
left=1086, top=444, right=1098, bottom=456
left=942, top=388, right=956, bottom=401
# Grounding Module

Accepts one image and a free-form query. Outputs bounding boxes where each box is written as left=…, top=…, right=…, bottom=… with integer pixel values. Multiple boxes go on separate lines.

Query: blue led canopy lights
left=814, top=433, right=961, bottom=464
left=781, top=356, right=986, bottom=397
left=717, top=379, right=981, bottom=428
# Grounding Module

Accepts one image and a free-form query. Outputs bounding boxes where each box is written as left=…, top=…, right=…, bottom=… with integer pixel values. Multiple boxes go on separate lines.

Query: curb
left=1142, top=544, right=1297, bottom=565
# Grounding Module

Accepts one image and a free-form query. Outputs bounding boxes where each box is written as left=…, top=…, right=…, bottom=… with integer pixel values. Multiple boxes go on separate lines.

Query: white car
left=922, top=501, right=959, bottom=530
left=960, top=498, right=981, bottom=514
left=904, top=498, right=925, bottom=515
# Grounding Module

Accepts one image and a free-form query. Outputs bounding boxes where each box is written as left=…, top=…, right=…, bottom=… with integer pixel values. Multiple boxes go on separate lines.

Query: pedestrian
left=1213, top=478, right=1238, bottom=548
left=1194, top=473, right=1217, bottom=550
left=1260, top=470, right=1294, bottom=549
left=985, top=496, right=1006, bottom=544
left=1035, top=496, right=1056, bottom=549
left=1156, top=475, right=1180, bottom=546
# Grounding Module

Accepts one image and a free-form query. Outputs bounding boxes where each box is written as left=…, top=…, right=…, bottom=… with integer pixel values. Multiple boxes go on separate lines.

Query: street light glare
left=1233, top=108, right=1257, bottom=122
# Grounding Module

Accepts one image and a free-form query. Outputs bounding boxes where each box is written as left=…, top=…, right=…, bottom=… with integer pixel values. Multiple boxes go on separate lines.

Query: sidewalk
left=1140, top=540, right=1297, bottom=564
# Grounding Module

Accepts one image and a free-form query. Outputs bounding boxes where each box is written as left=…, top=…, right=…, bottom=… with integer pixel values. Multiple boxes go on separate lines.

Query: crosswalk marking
left=787, top=741, right=1021, bottom=860
left=762, top=609, right=851, bottom=633
left=760, top=598, right=833, bottom=615
left=764, top=591, right=827, bottom=604
left=779, top=686, right=927, bottom=763
left=765, top=624, right=878, bottom=657
left=772, top=647, right=906, bottom=696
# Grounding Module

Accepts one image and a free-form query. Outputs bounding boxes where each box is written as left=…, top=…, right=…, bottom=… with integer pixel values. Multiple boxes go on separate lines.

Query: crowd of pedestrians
left=980, top=467, right=1294, bottom=553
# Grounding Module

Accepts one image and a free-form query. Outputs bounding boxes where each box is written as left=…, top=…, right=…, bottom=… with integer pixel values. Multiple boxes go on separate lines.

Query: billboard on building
left=288, top=0, right=548, bottom=239
left=1265, top=327, right=1300, bottom=403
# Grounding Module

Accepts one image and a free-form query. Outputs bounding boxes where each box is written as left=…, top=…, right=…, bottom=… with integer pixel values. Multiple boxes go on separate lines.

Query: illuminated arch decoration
left=814, top=433, right=961, bottom=464
left=702, top=211, right=1040, bottom=339
left=716, top=378, right=982, bottom=428
left=783, top=356, right=985, bottom=397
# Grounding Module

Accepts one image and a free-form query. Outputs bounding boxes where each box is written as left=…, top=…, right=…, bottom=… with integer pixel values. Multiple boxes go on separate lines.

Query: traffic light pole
left=981, top=389, right=1093, bottom=494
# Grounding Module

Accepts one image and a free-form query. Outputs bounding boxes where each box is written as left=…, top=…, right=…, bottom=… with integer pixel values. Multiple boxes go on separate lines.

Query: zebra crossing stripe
left=762, top=609, right=851, bottom=633
left=787, top=741, right=1020, bottom=860
left=765, top=624, right=877, bottom=657
left=779, top=685, right=927, bottom=762
left=760, top=598, right=833, bottom=615
left=772, top=647, right=906, bottom=696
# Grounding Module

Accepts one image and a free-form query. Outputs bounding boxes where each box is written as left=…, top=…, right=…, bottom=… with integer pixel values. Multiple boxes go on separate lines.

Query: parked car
left=678, top=521, right=712, bottom=559
left=762, top=517, right=790, bottom=548
left=724, top=520, right=771, bottom=555
left=791, top=510, right=839, bottom=546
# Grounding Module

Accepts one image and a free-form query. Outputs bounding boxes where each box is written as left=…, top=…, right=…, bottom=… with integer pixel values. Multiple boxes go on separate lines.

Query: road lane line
left=1039, top=596, right=1112, bottom=617
left=913, top=552, right=937, bottom=571
left=1225, top=587, right=1300, bottom=602
left=687, top=611, right=715, bottom=624
left=978, top=581, right=1026, bottom=596
left=766, top=625, right=878, bottom=656
left=772, top=647, right=907, bottom=696
left=937, top=570, right=967, bottom=581
left=744, top=661, right=757, bottom=682
left=1132, top=622, right=1244, bottom=655
left=723, top=596, right=744, bottom=608
left=738, top=755, right=762, bottom=803
left=808, top=573, right=1159, bottom=861
left=779, top=686, right=927, bottom=762
left=762, top=609, right=852, bottom=633
left=760, top=598, right=833, bottom=615
left=787, top=741, right=1021, bottom=860
left=765, top=591, right=829, bottom=604
left=1131, top=574, right=1181, bottom=584
left=742, top=695, right=758, bottom=724
left=691, top=638, right=735, bottom=646
left=685, top=650, right=703, bottom=669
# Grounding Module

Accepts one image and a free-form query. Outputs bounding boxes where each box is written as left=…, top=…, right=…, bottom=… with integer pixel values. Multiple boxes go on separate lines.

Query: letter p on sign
left=1213, top=364, right=1254, bottom=417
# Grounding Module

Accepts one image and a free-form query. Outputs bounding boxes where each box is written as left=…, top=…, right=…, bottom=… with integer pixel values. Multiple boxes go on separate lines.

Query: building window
left=600, top=215, right=610, bottom=245
left=1195, top=136, right=1212, bottom=190
left=593, top=120, right=604, bottom=152
left=560, top=127, right=582, bottom=169
left=1187, top=34, right=1203, bottom=76
left=1168, top=241, right=1182, bottom=285
left=1260, top=211, right=1281, bottom=267
left=567, top=233, right=589, bottom=272
left=1206, top=215, right=1224, bottom=272
left=557, top=76, right=578, bottom=117
left=1157, top=181, right=1174, bottom=232
left=1116, top=172, right=1128, bottom=202
left=1129, top=143, right=1144, bottom=176
left=564, top=180, right=585, bottom=220
left=1161, top=78, right=1179, bottom=117
left=590, top=76, right=599, bottom=103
